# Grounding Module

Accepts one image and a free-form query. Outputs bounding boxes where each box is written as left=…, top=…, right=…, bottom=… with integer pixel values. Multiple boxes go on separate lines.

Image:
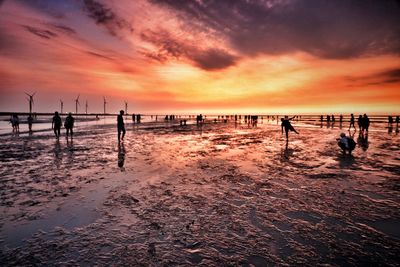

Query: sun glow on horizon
left=0, top=0, right=399, bottom=114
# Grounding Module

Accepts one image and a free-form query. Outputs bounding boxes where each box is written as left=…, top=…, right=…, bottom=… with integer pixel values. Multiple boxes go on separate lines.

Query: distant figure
left=27, top=115, right=33, bottom=132
left=337, top=132, right=356, bottom=155
left=52, top=111, right=62, bottom=138
left=132, top=113, right=136, bottom=123
left=332, top=115, right=335, bottom=123
left=388, top=116, right=393, bottom=125
left=281, top=116, right=299, bottom=140
left=361, top=114, right=370, bottom=133
left=117, top=110, right=126, bottom=142
left=64, top=112, right=75, bottom=138
left=339, top=114, right=343, bottom=124
left=327, top=115, right=331, bottom=124
left=196, top=114, right=203, bottom=125
left=10, top=114, right=20, bottom=133
left=349, top=114, right=355, bottom=130
left=320, top=115, right=323, bottom=122
left=136, top=114, right=141, bottom=123
left=357, top=115, right=363, bottom=131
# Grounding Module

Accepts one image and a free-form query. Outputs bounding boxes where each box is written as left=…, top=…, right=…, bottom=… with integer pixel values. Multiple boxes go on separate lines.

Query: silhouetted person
left=132, top=113, right=136, bottom=123
left=281, top=116, right=299, bottom=140
left=388, top=116, right=393, bottom=125
left=362, top=114, right=370, bottom=133
left=27, top=115, right=33, bottom=132
left=320, top=115, right=323, bottom=122
left=349, top=114, right=355, bottom=130
left=10, top=114, right=20, bottom=133
left=327, top=115, right=331, bottom=124
left=337, top=132, right=356, bottom=155
left=137, top=114, right=141, bottom=123
left=52, top=111, right=62, bottom=138
left=117, top=110, right=126, bottom=142
left=64, top=112, right=75, bottom=138
left=332, top=115, right=335, bottom=123
left=339, top=114, right=343, bottom=124
left=357, top=115, right=363, bottom=132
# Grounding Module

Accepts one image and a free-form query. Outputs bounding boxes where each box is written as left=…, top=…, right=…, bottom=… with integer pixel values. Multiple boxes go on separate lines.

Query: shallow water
left=0, top=119, right=399, bottom=266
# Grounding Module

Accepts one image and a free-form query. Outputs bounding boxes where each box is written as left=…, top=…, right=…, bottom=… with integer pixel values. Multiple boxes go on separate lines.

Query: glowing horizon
left=0, top=0, right=399, bottom=114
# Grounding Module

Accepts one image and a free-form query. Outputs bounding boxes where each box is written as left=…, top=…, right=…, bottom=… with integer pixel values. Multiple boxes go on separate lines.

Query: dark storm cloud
left=82, top=0, right=133, bottom=37
left=152, top=0, right=400, bottom=59
left=140, top=30, right=237, bottom=70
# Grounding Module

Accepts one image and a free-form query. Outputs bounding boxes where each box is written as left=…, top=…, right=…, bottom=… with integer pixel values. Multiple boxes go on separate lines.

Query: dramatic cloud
left=82, top=0, right=133, bottom=37
left=152, top=0, right=400, bottom=59
left=140, top=30, right=237, bottom=70
left=0, top=0, right=399, bottom=113
left=190, top=49, right=237, bottom=70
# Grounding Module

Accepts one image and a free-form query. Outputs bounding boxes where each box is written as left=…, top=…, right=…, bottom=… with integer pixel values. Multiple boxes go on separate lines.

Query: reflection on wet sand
left=118, top=142, right=125, bottom=171
left=0, top=121, right=399, bottom=266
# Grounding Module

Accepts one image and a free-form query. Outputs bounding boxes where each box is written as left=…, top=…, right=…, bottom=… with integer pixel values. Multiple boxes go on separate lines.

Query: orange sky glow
left=0, top=0, right=399, bottom=114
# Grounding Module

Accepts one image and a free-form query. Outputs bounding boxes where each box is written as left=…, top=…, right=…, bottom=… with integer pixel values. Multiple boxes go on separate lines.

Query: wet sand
left=0, top=120, right=399, bottom=266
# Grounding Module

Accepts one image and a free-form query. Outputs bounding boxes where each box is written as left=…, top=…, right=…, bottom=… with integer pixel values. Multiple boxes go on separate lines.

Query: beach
left=0, top=119, right=399, bottom=266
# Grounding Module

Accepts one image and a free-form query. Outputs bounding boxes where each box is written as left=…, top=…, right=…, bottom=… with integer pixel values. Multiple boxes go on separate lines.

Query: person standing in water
left=27, top=115, right=34, bottom=132
left=52, top=111, right=62, bottom=138
left=281, top=115, right=299, bottom=141
left=117, top=110, right=126, bottom=142
left=64, top=112, right=75, bottom=138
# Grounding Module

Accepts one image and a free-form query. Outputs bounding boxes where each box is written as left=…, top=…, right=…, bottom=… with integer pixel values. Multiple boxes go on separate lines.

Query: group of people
left=356, top=114, right=370, bottom=133
left=52, top=112, right=75, bottom=139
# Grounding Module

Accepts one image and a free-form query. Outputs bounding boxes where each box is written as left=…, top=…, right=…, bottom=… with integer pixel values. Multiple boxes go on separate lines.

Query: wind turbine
left=60, top=99, right=64, bottom=114
left=103, top=96, right=107, bottom=115
left=25, top=92, right=36, bottom=114
left=85, top=100, right=88, bottom=114
left=75, top=94, right=80, bottom=114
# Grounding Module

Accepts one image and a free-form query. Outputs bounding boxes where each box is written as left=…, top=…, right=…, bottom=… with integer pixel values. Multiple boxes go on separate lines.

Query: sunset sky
left=0, top=0, right=399, bottom=114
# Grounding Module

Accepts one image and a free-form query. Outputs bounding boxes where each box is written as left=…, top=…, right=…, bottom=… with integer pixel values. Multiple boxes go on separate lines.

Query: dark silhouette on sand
left=64, top=112, right=75, bottom=138
left=357, top=115, right=363, bottom=132
left=10, top=114, right=20, bottom=133
left=281, top=116, right=299, bottom=141
left=52, top=111, right=62, bottom=138
left=117, top=110, right=126, bottom=142
left=361, top=114, right=370, bottom=134
left=349, top=114, right=356, bottom=130
left=27, top=115, right=33, bottom=132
